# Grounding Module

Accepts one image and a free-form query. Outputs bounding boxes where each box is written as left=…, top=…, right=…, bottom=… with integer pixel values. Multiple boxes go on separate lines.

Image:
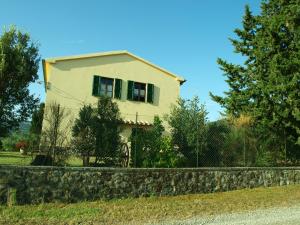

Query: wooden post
left=7, top=188, right=17, bottom=206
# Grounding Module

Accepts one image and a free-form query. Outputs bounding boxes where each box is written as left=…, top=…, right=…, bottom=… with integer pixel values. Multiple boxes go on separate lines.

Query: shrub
left=15, top=141, right=28, bottom=150
left=1, top=132, right=29, bottom=151
left=154, top=136, right=186, bottom=168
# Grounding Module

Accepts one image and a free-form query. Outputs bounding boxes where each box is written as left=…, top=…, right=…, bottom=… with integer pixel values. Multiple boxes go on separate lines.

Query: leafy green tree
left=210, top=1, right=300, bottom=161
left=167, top=97, right=208, bottom=167
left=154, top=136, right=186, bottom=168
left=130, top=116, right=185, bottom=168
left=0, top=26, right=40, bottom=138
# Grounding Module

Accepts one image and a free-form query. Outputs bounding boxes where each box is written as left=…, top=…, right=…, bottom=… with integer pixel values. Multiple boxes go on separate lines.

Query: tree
left=94, top=97, right=122, bottom=165
left=130, top=116, right=165, bottom=167
left=130, top=116, right=185, bottom=168
left=29, top=103, right=45, bottom=151
left=141, top=116, right=165, bottom=167
left=0, top=26, right=40, bottom=138
left=30, top=103, right=44, bottom=135
left=167, top=97, right=208, bottom=167
left=210, top=1, right=300, bottom=161
left=41, top=102, right=72, bottom=165
left=71, top=97, right=123, bottom=166
left=202, top=119, right=230, bottom=166
left=72, top=105, right=95, bottom=166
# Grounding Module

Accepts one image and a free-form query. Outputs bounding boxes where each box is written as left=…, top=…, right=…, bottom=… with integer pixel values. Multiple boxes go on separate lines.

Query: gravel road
left=150, top=204, right=300, bottom=225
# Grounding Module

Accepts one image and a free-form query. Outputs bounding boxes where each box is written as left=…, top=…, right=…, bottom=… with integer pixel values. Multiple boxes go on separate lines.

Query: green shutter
left=147, top=83, right=154, bottom=103
left=114, top=79, right=122, bottom=99
left=127, top=80, right=134, bottom=100
left=92, top=75, right=101, bottom=96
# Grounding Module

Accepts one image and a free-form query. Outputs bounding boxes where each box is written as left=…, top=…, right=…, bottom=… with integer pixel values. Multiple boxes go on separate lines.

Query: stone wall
left=0, top=165, right=300, bottom=204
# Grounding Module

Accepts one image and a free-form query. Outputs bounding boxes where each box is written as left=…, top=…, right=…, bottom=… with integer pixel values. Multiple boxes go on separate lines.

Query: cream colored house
left=42, top=50, right=185, bottom=141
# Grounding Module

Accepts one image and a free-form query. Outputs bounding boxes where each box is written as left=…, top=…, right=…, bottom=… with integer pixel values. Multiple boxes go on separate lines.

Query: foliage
left=71, top=105, right=96, bottom=166
left=201, top=119, right=230, bottom=166
left=154, top=136, right=186, bottom=168
left=94, top=97, right=122, bottom=165
left=15, top=141, right=28, bottom=150
left=130, top=116, right=186, bottom=168
left=1, top=131, right=38, bottom=152
left=210, top=0, right=300, bottom=161
left=30, top=103, right=45, bottom=135
left=0, top=26, right=40, bottom=138
left=167, top=96, right=208, bottom=167
left=1, top=132, right=26, bottom=151
left=140, top=116, right=165, bottom=167
left=71, top=97, right=122, bottom=166
left=130, top=127, right=147, bottom=167
left=28, top=103, right=45, bottom=150
left=40, top=102, right=72, bottom=165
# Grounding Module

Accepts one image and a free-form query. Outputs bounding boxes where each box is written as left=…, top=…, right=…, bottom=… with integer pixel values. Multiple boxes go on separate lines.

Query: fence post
left=7, top=188, right=17, bottom=206
left=134, top=112, right=138, bottom=168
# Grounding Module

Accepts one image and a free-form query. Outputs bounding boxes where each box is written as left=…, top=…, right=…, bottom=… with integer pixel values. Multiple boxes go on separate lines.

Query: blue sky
left=1, top=0, right=261, bottom=120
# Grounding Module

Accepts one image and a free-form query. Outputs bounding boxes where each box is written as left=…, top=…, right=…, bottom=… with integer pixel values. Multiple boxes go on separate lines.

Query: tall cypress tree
left=210, top=0, right=300, bottom=157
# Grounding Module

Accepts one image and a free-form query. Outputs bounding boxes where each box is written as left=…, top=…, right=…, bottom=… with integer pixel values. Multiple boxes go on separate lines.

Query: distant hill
left=18, top=121, right=31, bottom=133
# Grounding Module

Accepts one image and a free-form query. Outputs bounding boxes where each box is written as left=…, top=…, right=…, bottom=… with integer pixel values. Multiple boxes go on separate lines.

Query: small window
left=92, top=76, right=114, bottom=97
left=100, top=77, right=113, bottom=97
left=133, top=82, right=146, bottom=102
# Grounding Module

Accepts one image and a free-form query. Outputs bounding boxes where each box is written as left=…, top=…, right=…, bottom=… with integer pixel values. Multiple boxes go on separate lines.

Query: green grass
left=0, top=185, right=300, bottom=225
left=0, top=151, right=83, bottom=167
left=0, top=151, right=33, bottom=165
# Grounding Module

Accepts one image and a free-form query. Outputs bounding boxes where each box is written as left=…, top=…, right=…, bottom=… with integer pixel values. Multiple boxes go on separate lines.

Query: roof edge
left=43, top=50, right=185, bottom=83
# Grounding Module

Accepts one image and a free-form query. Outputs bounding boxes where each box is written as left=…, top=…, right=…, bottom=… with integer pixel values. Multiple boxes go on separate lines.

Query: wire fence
left=37, top=104, right=300, bottom=168
left=30, top=83, right=300, bottom=167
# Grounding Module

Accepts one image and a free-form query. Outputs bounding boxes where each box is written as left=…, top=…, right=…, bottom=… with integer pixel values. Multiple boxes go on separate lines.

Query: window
left=100, top=77, right=113, bottom=97
left=133, top=82, right=146, bottom=102
left=127, top=81, right=155, bottom=103
left=92, top=76, right=115, bottom=98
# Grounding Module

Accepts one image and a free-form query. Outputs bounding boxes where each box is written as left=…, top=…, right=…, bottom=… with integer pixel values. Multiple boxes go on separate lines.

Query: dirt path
left=151, top=204, right=300, bottom=225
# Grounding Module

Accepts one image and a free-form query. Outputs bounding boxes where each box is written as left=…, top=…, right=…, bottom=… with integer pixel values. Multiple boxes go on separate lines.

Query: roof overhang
left=42, top=50, right=186, bottom=91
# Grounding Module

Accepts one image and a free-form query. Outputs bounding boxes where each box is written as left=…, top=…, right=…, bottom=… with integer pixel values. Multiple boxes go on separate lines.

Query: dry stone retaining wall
left=0, top=165, right=300, bottom=204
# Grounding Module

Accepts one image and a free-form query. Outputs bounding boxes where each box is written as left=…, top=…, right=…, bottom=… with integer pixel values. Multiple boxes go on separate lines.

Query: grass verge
left=0, top=185, right=299, bottom=225
left=0, top=151, right=82, bottom=167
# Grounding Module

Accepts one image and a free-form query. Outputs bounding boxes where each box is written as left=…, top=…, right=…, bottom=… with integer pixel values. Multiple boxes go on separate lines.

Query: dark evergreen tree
left=72, top=105, right=95, bottom=166
left=210, top=0, right=300, bottom=161
left=30, top=103, right=45, bottom=135
left=94, top=97, right=122, bottom=165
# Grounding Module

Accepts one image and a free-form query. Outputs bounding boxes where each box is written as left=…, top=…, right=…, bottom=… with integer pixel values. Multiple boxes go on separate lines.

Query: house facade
left=42, top=50, right=185, bottom=142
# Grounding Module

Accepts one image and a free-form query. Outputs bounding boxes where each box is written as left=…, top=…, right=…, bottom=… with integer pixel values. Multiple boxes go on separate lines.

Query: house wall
left=43, top=54, right=181, bottom=141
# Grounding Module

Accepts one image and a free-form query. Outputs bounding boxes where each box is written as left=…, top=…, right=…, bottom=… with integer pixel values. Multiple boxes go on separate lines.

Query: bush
left=130, top=117, right=186, bottom=168
left=154, top=136, right=186, bottom=168
left=31, top=154, right=53, bottom=166
left=1, top=132, right=29, bottom=151
left=15, top=141, right=28, bottom=153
